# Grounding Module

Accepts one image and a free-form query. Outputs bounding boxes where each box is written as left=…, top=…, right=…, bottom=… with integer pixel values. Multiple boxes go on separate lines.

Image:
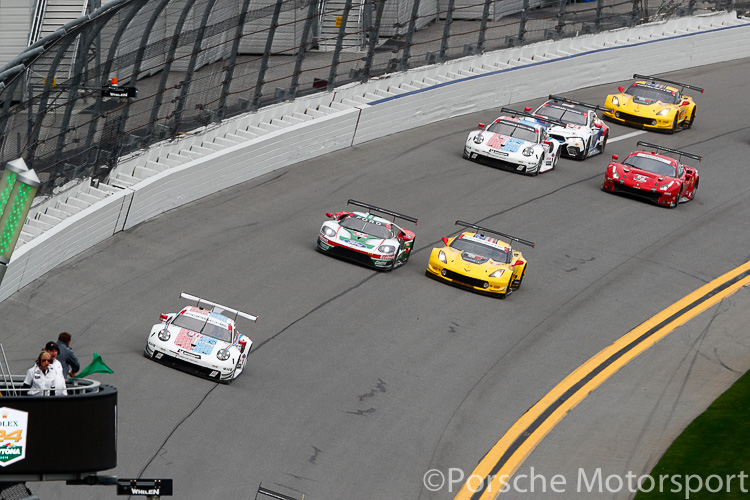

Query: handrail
left=28, top=0, right=50, bottom=47
left=1, top=375, right=102, bottom=396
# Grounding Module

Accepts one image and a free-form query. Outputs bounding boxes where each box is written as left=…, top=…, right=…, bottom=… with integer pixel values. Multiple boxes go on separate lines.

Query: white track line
left=609, top=130, right=647, bottom=143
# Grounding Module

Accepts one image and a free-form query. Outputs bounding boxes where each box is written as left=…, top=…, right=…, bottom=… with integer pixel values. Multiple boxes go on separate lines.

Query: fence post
left=439, top=0, right=456, bottom=62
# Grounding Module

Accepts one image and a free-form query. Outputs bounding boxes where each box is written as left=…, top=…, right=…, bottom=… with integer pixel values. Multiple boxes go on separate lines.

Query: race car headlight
left=489, top=269, right=505, bottom=278
left=522, top=147, right=534, bottom=157
left=473, top=134, right=484, bottom=144
left=438, top=250, right=447, bottom=263
left=321, top=226, right=336, bottom=237
left=660, top=181, right=675, bottom=191
left=656, top=108, right=670, bottom=116
left=611, top=96, right=619, bottom=107
left=378, top=244, right=397, bottom=254
left=217, top=349, right=231, bottom=361
left=611, top=165, right=619, bottom=179
left=158, top=329, right=170, bottom=342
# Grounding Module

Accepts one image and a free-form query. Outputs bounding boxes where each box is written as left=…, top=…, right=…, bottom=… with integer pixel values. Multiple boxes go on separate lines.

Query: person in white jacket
left=22, top=351, right=62, bottom=396
left=43, top=341, right=68, bottom=395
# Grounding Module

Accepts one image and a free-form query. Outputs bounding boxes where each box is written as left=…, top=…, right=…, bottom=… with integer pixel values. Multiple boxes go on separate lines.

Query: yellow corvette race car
left=425, top=221, right=534, bottom=299
left=603, top=74, right=703, bottom=133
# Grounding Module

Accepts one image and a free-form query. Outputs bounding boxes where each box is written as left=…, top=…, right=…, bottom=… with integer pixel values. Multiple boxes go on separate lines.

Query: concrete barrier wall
left=2, top=12, right=749, bottom=303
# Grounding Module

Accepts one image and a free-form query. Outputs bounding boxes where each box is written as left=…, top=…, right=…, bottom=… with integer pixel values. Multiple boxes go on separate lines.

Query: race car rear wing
left=547, top=95, right=612, bottom=114
left=500, top=107, right=566, bottom=129
left=636, top=141, right=702, bottom=162
left=632, top=74, right=704, bottom=93
left=455, top=220, right=535, bottom=248
left=180, top=292, right=258, bottom=322
left=347, top=199, right=418, bottom=225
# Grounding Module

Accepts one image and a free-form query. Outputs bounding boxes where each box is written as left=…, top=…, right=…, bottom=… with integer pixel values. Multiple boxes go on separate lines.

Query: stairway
left=317, top=0, right=364, bottom=52
left=29, top=0, right=88, bottom=85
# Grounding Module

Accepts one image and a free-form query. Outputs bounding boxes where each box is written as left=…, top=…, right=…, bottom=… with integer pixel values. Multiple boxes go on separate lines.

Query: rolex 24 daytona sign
left=0, top=407, right=28, bottom=467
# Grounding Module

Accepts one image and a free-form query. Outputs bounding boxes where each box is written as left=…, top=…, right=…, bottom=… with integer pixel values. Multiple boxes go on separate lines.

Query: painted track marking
left=455, top=260, right=750, bottom=500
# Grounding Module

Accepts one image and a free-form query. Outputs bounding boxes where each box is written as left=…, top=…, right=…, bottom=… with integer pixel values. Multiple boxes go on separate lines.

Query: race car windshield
left=538, top=106, right=587, bottom=125
left=172, top=314, right=233, bottom=342
left=486, top=121, right=538, bottom=142
left=626, top=85, right=678, bottom=104
left=340, top=216, right=392, bottom=239
left=623, top=156, right=677, bottom=177
left=450, top=238, right=509, bottom=263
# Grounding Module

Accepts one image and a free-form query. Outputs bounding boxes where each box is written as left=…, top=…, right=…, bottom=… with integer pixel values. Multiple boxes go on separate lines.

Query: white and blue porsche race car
left=145, top=293, right=257, bottom=383
left=528, top=95, right=610, bottom=160
left=463, top=108, right=564, bottom=176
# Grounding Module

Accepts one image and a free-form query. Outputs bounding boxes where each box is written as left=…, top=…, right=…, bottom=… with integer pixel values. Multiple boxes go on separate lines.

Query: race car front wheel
left=669, top=116, right=678, bottom=134
left=577, top=139, right=590, bottom=160
left=684, top=108, right=696, bottom=129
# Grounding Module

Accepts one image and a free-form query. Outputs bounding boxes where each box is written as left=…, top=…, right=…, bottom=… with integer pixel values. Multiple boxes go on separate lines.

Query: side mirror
left=478, top=123, right=485, bottom=129
left=682, top=100, right=690, bottom=106
left=160, top=313, right=169, bottom=323
left=442, top=236, right=449, bottom=246
left=512, top=260, right=524, bottom=267
left=594, top=122, right=602, bottom=129
left=238, top=339, right=247, bottom=353
left=618, top=86, right=624, bottom=93
left=524, top=106, right=532, bottom=111
left=325, top=212, right=334, bottom=218
left=612, top=154, right=619, bottom=161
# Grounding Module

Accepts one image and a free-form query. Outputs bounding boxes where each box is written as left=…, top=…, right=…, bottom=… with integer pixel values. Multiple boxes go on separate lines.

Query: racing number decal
left=0, top=430, right=22, bottom=443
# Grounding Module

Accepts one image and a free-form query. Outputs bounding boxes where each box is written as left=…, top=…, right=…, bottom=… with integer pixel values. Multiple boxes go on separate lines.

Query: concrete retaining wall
left=2, top=11, right=749, bottom=303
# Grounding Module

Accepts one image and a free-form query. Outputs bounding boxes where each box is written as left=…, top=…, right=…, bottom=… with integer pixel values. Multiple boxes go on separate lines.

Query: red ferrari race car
left=602, top=141, right=701, bottom=208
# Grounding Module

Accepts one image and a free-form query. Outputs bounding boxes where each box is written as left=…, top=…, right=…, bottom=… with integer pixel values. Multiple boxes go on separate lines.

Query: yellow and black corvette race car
left=603, top=74, right=703, bottom=133
left=425, top=221, right=534, bottom=299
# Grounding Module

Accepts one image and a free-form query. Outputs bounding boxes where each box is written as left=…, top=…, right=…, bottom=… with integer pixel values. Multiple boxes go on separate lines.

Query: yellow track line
left=455, top=260, right=750, bottom=500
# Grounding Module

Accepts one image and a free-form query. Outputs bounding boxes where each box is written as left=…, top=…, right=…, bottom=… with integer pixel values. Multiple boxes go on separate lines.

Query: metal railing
left=0, top=375, right=102, bottom=397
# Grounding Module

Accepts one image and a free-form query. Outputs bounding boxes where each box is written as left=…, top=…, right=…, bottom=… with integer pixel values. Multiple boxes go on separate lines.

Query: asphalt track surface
left=2, top=57, right=750, bottom=500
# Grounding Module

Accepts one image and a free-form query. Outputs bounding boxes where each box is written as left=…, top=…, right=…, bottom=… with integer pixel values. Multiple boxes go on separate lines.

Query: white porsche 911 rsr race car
left=317, top=200, right=418, bottom=270
left=463, top=108, right=564, bottom=176
left=145, top=293, right=257, bottom=383
left=528, top=95, right=610, bottom=160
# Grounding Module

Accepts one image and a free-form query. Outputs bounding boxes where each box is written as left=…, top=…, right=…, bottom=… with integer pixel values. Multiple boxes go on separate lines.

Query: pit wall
left=2, top=11, right=749, bottom=302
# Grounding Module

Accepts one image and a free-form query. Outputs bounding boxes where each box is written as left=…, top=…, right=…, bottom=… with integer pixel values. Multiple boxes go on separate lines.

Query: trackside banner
left=0, top=407, right=28, bottom=467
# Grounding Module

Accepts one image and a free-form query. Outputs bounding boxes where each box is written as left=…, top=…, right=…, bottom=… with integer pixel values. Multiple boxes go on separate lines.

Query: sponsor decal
left=342, top=239, right=367, bottom=248
left=0, top=408, right=27, bottom=467
left=635, top=174, right=648, bottom=183
left=178, top=349, right=201, bottom=359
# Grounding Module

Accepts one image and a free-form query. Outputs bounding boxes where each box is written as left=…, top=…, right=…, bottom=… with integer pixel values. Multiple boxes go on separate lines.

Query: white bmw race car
left=463, top=108, right=564, bottom=176
left=317, top=200, right=418, bottom=270
left=145, top=293, right=257, bottom=383
left=528, top=95, right=610, bottom=160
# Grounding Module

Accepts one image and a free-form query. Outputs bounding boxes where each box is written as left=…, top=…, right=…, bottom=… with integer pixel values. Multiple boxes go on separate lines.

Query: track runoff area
left=450, top=244, right=750, bottom=499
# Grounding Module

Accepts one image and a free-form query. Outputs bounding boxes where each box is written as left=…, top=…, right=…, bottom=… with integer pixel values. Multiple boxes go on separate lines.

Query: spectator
left=56, top=332, right=80, bottom=379
left=44, top=341, right=68, bottom=396
left=22, top=351, right=61, bottom=396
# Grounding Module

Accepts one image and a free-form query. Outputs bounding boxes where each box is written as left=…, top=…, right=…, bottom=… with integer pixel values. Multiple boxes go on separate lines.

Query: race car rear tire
left=684, top=108, right=696, bottom=129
